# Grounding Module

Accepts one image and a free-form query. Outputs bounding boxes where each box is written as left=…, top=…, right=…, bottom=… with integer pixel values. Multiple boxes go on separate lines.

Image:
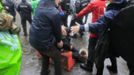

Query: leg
left=50, top=46, right=62, bottom=75
left=21, top=18, right=27, bottom=36
left=40, top=54, right=50, bottom=75
left=27, top=15, right=32, bottom=24
left=87, top=37, right=98, bottom=66
left=95, top=56, right=104, bottom=75
left=80, top=37, right=97, bottom=72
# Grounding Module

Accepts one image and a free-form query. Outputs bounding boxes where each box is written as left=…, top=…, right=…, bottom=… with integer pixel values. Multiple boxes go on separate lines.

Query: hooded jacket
left=29, top=0, right=62, bottom=50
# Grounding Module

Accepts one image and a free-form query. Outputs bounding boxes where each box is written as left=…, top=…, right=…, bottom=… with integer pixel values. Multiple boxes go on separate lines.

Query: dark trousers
left=38, top=46, right=62, bottom=75
left=21, top=16, right=32, bottom=36
left=87, top=37, right=98, bottom=67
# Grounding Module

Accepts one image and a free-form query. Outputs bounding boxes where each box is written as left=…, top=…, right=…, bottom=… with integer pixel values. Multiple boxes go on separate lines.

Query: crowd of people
left=0, top=0, right=130, bottom=75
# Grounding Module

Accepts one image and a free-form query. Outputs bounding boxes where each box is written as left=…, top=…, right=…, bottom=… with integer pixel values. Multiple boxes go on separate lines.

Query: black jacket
left=17, top=1, right=32, bottom=18
left=29, top=0, right=62, bottom=50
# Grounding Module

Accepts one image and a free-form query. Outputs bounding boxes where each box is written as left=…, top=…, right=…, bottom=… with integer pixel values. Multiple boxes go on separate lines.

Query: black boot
left=80, top=63, right=93, bottom=72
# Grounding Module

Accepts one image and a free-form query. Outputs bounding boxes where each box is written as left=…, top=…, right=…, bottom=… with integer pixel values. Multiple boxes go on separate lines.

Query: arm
left=80, top=10, right=116, bottom=33
left=76, top=1, right=97, bottom=18
left=80, top=16, right=108, bottom=33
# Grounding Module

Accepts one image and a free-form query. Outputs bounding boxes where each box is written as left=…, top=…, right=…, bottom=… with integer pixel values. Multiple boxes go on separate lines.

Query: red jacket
left=76, top=0, right=106, bottom=38
left=76, top=0, right=106, bottom=23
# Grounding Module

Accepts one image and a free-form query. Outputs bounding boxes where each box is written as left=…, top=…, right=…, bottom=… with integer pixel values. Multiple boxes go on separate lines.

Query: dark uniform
left=17, top=0, right=32, bottom=36
left=29, top=0, right=62, bottom=75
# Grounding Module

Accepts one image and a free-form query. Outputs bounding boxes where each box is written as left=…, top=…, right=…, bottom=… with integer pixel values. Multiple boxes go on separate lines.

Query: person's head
left=109, top=0, right=124, bottom=4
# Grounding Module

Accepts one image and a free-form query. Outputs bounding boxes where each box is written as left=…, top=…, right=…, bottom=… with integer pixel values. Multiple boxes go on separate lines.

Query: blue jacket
left=81, top=1, right=128, bottom=34
left=29, top=0, right=62, bottom=50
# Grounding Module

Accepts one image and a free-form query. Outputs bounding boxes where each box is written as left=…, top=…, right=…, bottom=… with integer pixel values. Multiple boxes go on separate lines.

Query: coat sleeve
left=76, top=1, right=97, bottom=18
left=80, top=10, right=116, bottom=33
left=51, top=13, right=62, bottom=42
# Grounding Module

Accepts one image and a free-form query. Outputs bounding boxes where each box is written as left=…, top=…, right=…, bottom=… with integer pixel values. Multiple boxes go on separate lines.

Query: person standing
left=74, top=0, right=106, bottom=72
left=29, top=0, right=63, bottom=75
left=17, top=0, right=32, bottom=37
left=71, top=0, right=128, bottom=74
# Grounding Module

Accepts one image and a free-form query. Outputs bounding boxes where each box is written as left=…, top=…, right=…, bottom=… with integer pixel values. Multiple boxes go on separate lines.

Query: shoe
left=80, top=63, right=93, bottom=72
left=107, top=65, right=117, bottom=73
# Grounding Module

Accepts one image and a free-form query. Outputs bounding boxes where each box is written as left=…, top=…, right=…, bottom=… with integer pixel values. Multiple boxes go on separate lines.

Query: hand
left=61, top=25, right=67, bottom=36
left=71, top=22, right=80, bottom=33
left=57, top=40, right=63, bottom=48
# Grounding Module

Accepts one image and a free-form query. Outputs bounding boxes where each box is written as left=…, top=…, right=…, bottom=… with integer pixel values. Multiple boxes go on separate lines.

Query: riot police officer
left=17, top=0, right=32, bottom=37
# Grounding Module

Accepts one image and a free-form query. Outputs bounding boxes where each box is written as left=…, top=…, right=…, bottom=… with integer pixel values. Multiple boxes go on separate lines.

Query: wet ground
left=14, top=12, right=130, bottom=75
